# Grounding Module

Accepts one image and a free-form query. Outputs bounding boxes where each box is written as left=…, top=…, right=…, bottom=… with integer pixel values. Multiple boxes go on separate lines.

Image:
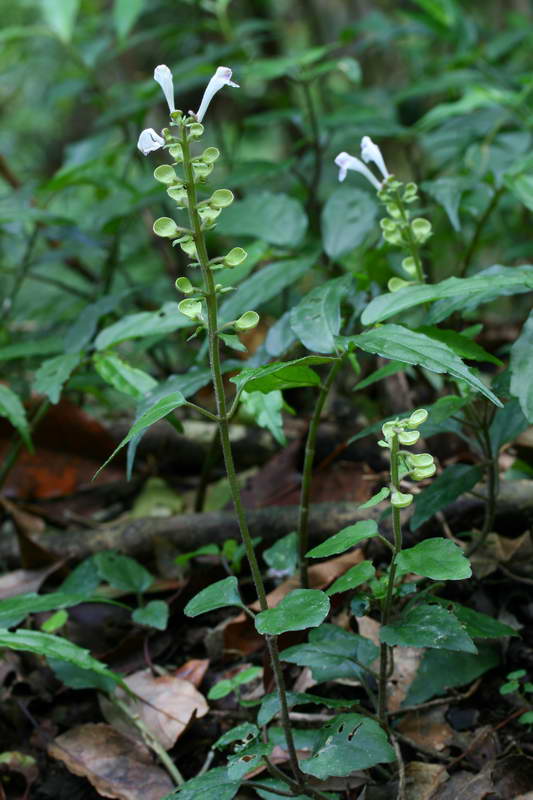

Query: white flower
left=334, top=152, right=382, bottom=191
left=154, top=64, right=175, bottom=114
left=360, top=136, right=390, bottom=180
left=195, top=66, right=239, bottom=123
left=137, top=128, right=165, bottom=156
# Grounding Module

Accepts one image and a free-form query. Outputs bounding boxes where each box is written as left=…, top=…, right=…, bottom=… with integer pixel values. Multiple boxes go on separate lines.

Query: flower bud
left=175, top=277, right=193, bottom=294
left=235, top=310, right=259, bottom=331
left=169, top=143, right=183, bottom=162
left=178, top=299, right=203, bottom=321
left=209, top=188, right=234, bottom=209
left=411, top=217, right=432, bottom=243
left=178, top=236, right=198, bottom=258
left=153, top=165, right=178, bottom=185
left=388, top=277, right=412, bottom=292
left=407, top=408, right=428, bottom=428
left=188, top=122, right=204, bottom=139
left=224, top=247, right=247, bottom=268
left=153, top=217, right=180, bottom=238
left=391, top=491, right=413, bottom=508
left=398, top=430, right=420, bottom=446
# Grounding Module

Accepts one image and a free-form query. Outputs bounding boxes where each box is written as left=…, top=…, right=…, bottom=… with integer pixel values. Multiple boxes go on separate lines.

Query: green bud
left=381, top=420, right=398, bottom=440
left=407, top=408, right=428, bottom=428
left=411, top=464, right=436, bottom=481
left=398, top=430, right=420, bottom=446
left=223, top=247, right=247, bottom=268
left=386, top=203, right=402, bottom=219
left=210, top=189, right=234, bottom=209
left=167, top=185, right=188, bottom=206
left=188, top=122, right=204, bottom=139
left=403, top=182, right=418, bottom=202
left=170, top=110, right=183, bottom=123
left=201, top=147, right=220, bottom=164
left=193, top=161, right=213, bottom=180
left=391, top=491, right=413, bottom=508
left=178, top=298, right=203, bottom=321
left=235, top=310, right=259, bottom=331
left=388, top=277, right=412, bottom=293
left=153, top=217, right=180, bottom=238
left=154, top=165, right=178, bottom=185
left=407, top=453, right=434, bottom=468
left=402, top=257, right=417, bottom=277
left=169, top=143, right=184, bottom=162
left=198, top=205, right=221, bottom=226
left=175, top=277, right=194, bottom=294
left=411, top=217, right=432, bottom=243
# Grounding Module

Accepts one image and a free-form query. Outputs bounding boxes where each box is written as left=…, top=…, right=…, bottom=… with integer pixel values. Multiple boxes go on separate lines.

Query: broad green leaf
left=231, top=356, right=332, bottom=394
left=421, top=176, right=470, bottom=230
left=33, top=353, right=81, bottom=404
left=95, top=391, right=186, bottom=476
left=184, top=577, right=244, bottom=617
left=321, top=187, right=378, bottom=259
left=396, top=539, right=471, bottom=581
left=214, top=723, right=259, bottom=749
left=95, top=552, right=153, bottom=594
left=404, top=643, right=500, bottom=705
left=160, top=767, right=240, bottom=800
left=255, top=590, right=330, bottom=635
left=132, top=600, right=168, bottom=630
left=0, top=337, right=63, bottom=362
left=280, top=624, right=378, bottom=683
left=510, top=312, right=533, bottom=422
left=241, top=389, right=286, bottom=445
left=0, top=591, right=87, bottom=629
left=93, top=353, right=157, bottom=399
left=361, top=266, right=533, bottom=326
left=0, top=385, right=32, bottom=450
left=489, top=398, right=529, bottom=452
left=95, top=303, right=191, bottom=350
left=290, top=276, right=352, bottom=354
left=59, top=557, right=100, bottom=595
left=48, top=657, right=117, bottom=693
left=358, top=487, right=390, bottom=509
left=504, top=155, right=533, bottom=212
left=306, top=520, right=379, bottom=558
left=410, top=0, right=458, bottom=26
left=355, top=361, right=406, bottom=391
left=0, top=630, right=122, bottom=684
left=227, top=740, right=272, bottom=780
left=300, top=714, right=395, bottom=779
left=411, top=464, right=483, bottom=530
left=219, top=253, right=316, bottom=323
left=380, top=604, right=477, bottom=653
left=216, top=191, right=308, bottom=247
left=40, top=0, right=80, bottom=41
left=341, top=325, right=501, bottom=406
left=416, top=326, right=502, bottom=365
left=434, top=601, right=516, bottom=639
left=258, top=689, right=359, bottom=726
left=113, top=0, right=145, bottom=39
left=263, top=532, right=299, bottom=576
left=420, top=394, right=468, bottom=426
left=64, top=293, right=125, bottom=353
left=326, top=561, right=376, bottom=596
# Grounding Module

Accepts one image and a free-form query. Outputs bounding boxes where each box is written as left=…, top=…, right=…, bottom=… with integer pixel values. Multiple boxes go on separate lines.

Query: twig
left=391, top=735, right=406, bottom=800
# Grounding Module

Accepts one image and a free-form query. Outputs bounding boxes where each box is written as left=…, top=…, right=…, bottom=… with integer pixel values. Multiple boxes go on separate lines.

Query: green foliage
left=184, top=577, right=244, bottom=617
left=255, top=589, right=330, bottom=635
left=306, top=521, right=379, bottom=558
left=396, top=539, right=471, bottom=580
left=411, top=464, right=483, bottom=530
left=281, top=624, right=379, bottom=683
left=380, top=604, right=477, bottom=653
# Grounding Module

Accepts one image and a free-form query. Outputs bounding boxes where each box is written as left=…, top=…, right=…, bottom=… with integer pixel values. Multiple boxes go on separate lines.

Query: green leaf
left=40, top=0, right=80, bottom=41
left=280, top=624, right=378, bottom=683
left=410, top=0, right=458, bottom=26
left=299, top=714, right=395, bottom=779
left=434, top=601, right=517, bottom=639
left=48, top=657, right=117, bottom=693
left=416, top=326, right=502, bottom=365
left=132, top=600, right=168, bottom=630
left=0, top=591, right=87, bottom=629
left=252, top=779, right=338, bottom=800
left=113, top=0, right=145, bottom=39
left=358, top=487, right=390, bottom=508
left=64, top=294, right=125, bottom=353
left=489, top=398, right=529, bottom=452
left=95, top=303, right=191, bottom=350
left=160, top=767, right=240, bottom=800
left=0, top=336, right=63, bottom=362
left=184, top=577, right=244, bottom=617
left=0, top=385, right=32, bottom=451
left=263, top=532, right=299, bottom=576
left=41, top=609, right=68, bottom=633
left=396, top=539, right=471, bottom=580
left=361, top=266, right=533, bottom=326
left=227, top=740, right=272, bottom=780
left=216, top=191, right=308, bottom=247
left=326, top=562, right=376, bottom=596
left=321, top=186, right=378, bottom=259
left=214, top=722, right=259, bottom=749
left=290, top=276, right=352, bottom=354
left=380, top=604, right=477, bottom=653
left=243, top=46, right=331, bottom=81
left=504, top=155, right=533, bottom=212
left=255, top=590, right=330, bottom=635
left=59, top=557, right=100, bottom=596
left=231, top=356, right=332, bottom=394
left=411, top=464, right=484, bottom=531
left=404, top=643, right=500, bottom=705
left=340, top=326, right=502, bottom=406
left=93, top=353, right=157, bottom=399
left=241, top=390, right=286, bottom=445
left=421, top=177, right=470, bottom=231
left=0, top=630, right=122, bottom=685
left=94, top=552, right=153, bottom=594
left=510, top=312, right=533, bottom=422
left=355, top=361, right=406, bottom=391
left=33, top=353, right=81, bottom=404
left=95, top=391, right=186, bottom=476
left=258, top=690, right=358, bottom=727
left=306, top=520, right=379, bottom=558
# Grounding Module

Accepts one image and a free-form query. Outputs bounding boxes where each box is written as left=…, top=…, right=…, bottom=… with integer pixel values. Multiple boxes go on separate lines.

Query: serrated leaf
left=184, top=577, right=244, bottom=617
left=33, top=353, right=81, bottom=404
left=411, top=464, right=483, bottom=530
left=160, top=767, right=240, bottom=800
left=396, top=539, right=471, bottom=580
left=95, top=552, right=153, bottom=594
left=93, top=353, right=157, bottom=399
left=255, top=590, right=330, bottom=635
left=381, top=604, right=477, bottom=653
left=231, top=356, right=332, bottom=394
left=290, top=276, right=352, bottom=354
left=306, top=520, right=379, bottom=558
left=280, top=624, right=378, bottom=683
left=510, top=311, right=533, bottom=422
left=340, top=326, right=501, bottom=406
left=132, top=601, right=168, bottom=630
left=326, top=561, right=376, bottom=596
left=216, top=191, right=308, bottom=247
left=300, top=714, right=395, bottom=779
left=0, top=385, right=32, bottom=450
left=321, top=186, right=378, bottom=259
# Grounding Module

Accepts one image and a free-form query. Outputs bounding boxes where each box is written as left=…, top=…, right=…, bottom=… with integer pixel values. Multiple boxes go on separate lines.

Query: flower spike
left=334, top=152, right=382, bottom=191
left=154, top=64, right=175, bottom=114
left=195, top=66, right=239, bottom=123
left=137, top=128, right=165, bottom=156
left=360, top=136, right=390, bottom=180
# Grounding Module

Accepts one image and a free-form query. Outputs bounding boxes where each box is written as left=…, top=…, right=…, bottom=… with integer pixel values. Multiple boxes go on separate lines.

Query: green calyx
left=223, top=247, right=247, bottom=268
left=153, top=164, right=179, bottom=185
left=411, top=217, right=432, bottom=243
left=153, top=217, right=180, bottom=238
left=178, top=298, right=203, bottom=321
left=390, top=491, right=413, bottom=508
left=235, top=311, right=259, bottom=331
left=175, top=277, right=194, bottom=294
left=209, top=188, right=234, bottom=209
left=388, top=277, right=412, bottom=293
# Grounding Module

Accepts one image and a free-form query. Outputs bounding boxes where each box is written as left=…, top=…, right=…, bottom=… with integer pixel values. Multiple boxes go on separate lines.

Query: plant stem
left=460, top=187, right=504, bottom=278
left=298, top=358, right=343, bottom=588
left=394, top=189, right=424, bottom=283
left=378, top=432, right=402, bottom=723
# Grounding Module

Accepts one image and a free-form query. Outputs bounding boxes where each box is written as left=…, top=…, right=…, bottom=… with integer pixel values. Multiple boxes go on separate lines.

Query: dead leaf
left=101, top=668, right=208, bottom=750
left=48, top=723, right=173, bottom=800
left=405, top=761, right=448, bottom=800
left=470, top=532, right=533, bottom=579
left=173, top=659, right=209, bottom=688
left=398, top=707, right=454, bottom=752
left=0, top=563, right=60, bottom=600
left=431, top=766, right=494, bottom=800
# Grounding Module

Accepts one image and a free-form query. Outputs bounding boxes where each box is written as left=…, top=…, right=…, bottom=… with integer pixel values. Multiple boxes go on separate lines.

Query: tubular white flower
left=154, top=64, right=175, bottom=114
left=196, top=66, right=239, bottom=123
left=334, top=152, right=382, bottom=191
left=360, top=136, right=390, bottom=180
left=137, top=128, right=165, bottom=156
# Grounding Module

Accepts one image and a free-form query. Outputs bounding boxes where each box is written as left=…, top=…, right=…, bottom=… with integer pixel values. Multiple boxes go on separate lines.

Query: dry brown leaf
left=48, top=723, right=173, bottom=800
left=100, top=668, right=208, bottom=750
left=405, top=761, right=448, bottom=800
left=431, top=766, right=494, bottom=800
left=173, top=658, right=209, bottom=688
left=398, top=707, right=454, bottom=752
left=470, top=531, right=533, bottom=579
left=0, top=564, right=60, bottom=600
